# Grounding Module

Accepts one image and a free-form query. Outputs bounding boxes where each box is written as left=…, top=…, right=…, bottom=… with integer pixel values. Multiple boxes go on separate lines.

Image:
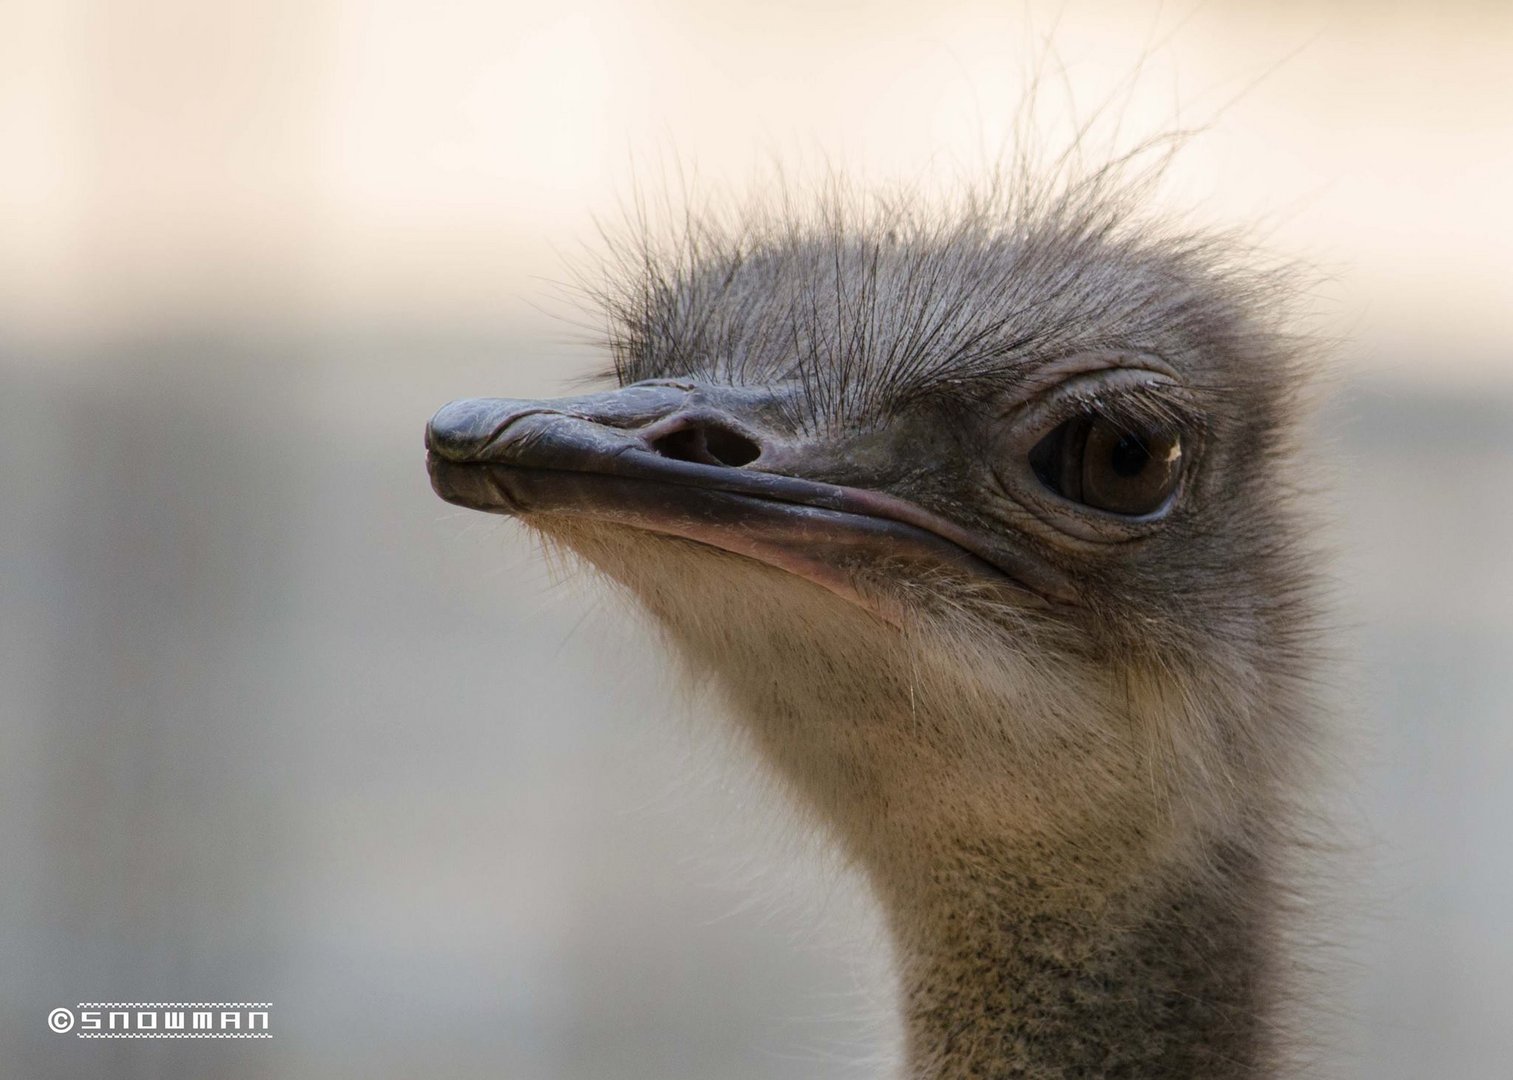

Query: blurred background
left=3, top=1, right=1510, bottom=1077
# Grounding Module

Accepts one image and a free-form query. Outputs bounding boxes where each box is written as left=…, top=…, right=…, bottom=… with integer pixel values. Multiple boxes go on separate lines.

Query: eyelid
left=1078, top=394, right=1201, bottom=442
left=1014, top=351, right=1183, bottom=394
left=1006, top=367, right=1200, bottom=434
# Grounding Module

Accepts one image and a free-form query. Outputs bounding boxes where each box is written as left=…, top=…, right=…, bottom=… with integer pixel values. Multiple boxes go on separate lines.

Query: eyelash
left=1032, top=386, right=1202, bottom=440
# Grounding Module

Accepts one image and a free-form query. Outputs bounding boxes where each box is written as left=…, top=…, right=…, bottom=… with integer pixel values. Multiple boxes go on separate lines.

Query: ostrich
left=425, top=166, right=1323, bottom=1079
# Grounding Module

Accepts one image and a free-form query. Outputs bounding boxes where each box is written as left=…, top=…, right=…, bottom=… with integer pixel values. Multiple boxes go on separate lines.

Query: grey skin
left=426, top=186, right=1323, bottom=1079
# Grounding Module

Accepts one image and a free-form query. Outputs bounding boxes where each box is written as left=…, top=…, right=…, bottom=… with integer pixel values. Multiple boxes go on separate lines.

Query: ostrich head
left=426, top=174, right=1321, bottom=1078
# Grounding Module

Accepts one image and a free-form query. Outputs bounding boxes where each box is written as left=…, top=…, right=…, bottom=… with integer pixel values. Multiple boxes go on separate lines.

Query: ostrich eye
left=1028, top=413, right=1183, bottom=516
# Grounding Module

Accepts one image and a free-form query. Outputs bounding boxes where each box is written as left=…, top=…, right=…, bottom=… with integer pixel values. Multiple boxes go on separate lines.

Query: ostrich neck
left=878, top=833, right=1277, bottom=1080
left=651, top=577, right=1294, bottom=1079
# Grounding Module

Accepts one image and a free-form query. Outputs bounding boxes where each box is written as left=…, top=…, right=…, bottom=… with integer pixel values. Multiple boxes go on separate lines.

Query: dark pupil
left=1109, top=434, right=1150, bottom=478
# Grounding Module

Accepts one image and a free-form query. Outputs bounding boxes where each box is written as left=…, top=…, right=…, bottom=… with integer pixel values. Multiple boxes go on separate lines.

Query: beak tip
left=426, top=398, right=502, bottom=461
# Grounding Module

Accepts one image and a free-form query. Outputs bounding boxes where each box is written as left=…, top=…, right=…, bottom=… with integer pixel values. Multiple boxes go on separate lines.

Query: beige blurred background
left=2, top=1, right=1511, bottom=1077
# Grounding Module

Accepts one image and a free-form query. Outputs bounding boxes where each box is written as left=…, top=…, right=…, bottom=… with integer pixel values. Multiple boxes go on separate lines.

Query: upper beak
left=425, top=382, right=1066, bottom=616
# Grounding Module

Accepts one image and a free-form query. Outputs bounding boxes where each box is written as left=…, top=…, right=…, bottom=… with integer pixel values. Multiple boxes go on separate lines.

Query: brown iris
left=1028, top=413, right=1183, bottom=516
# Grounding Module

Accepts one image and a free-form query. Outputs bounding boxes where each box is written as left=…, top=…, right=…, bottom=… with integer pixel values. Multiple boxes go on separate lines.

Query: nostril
left=650, top=422, right=762, bottom=468
left=702, top=425, right=762, bottom=467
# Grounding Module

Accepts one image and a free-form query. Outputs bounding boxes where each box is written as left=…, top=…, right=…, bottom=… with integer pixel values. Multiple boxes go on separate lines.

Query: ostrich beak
left=425, top=384, right=1066, bottom=616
